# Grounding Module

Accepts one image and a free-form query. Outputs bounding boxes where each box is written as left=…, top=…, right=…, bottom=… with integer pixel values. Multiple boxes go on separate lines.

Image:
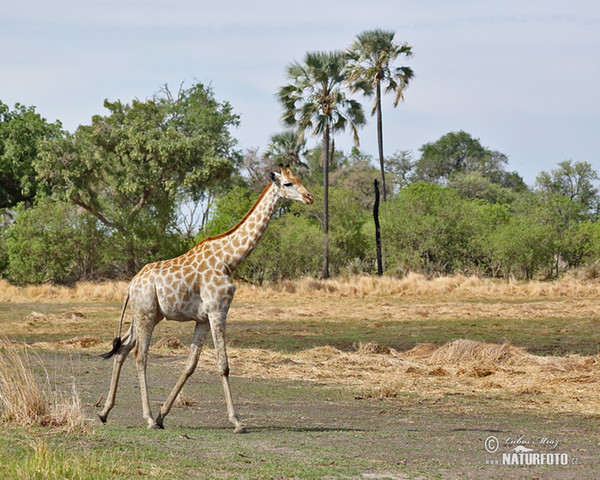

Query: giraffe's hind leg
left=155, top=321, right=210, bottom=428
left=98, top=325, right=136, bottom=423
left=134, top=317, right=160, bottom=429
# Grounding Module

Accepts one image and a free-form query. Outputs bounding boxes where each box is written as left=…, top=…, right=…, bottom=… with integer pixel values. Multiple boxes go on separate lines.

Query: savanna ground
left=1, top=274, right=599, bottom=479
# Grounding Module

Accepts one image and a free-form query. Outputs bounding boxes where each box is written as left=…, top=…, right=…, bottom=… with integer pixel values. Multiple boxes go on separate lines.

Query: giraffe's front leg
left=209, top=311, right=247, bottom=434
left=155, top=321, right=210, bottom=428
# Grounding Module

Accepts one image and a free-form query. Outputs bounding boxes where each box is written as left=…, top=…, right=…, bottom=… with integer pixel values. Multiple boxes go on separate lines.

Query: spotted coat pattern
left=98, top=166, right=313, bottom=431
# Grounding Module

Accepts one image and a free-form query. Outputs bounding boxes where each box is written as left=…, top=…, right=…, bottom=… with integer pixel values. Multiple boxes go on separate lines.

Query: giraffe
left=97, top=165, right=313, bottom=432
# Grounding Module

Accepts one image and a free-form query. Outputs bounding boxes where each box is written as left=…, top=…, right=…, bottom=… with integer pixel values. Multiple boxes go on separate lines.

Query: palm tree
left=264, top=129, right=307, bottom=169
left=278, top=51, right=369, bottom=278
left=347, top=29, right=414, bottom=201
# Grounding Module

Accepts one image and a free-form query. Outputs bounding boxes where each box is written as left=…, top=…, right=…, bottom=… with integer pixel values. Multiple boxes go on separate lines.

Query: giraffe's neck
left=205, top=182, right=280, bottom=273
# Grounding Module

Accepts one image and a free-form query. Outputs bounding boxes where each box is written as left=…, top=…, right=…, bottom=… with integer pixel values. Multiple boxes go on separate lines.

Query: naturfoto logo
left=484, top=435, right=578, bottom=467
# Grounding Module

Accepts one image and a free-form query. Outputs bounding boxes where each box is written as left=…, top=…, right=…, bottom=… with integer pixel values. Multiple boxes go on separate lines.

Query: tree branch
left=71, top=195, right=125, bottom=232
left=129, top=189, right=151, bottom=219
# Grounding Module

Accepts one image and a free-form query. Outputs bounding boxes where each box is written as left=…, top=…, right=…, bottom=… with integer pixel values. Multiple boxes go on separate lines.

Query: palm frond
left=346, top=29, right=414, bottom=111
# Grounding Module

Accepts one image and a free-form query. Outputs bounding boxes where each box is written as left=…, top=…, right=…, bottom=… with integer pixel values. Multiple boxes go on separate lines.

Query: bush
left=489, top=214, right=556, bottom=279
left=5, top=199, right=110, bottom=284
left=380, top=183, right=501, bottom=275
left=241, top=213, right=323, bottom=282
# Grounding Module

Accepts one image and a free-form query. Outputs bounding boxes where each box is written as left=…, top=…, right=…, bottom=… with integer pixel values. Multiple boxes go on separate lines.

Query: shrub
left=380, top=183, right=500, bottom=275
left=5, top=198, right=110, bottom=284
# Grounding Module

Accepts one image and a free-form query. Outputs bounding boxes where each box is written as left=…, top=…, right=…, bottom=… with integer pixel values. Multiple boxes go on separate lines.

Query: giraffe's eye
left=283, top=182, right=293, bottom=188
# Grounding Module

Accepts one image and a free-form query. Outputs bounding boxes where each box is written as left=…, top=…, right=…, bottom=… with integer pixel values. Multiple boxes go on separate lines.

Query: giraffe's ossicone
left=98, top=165, right=313, bottom=431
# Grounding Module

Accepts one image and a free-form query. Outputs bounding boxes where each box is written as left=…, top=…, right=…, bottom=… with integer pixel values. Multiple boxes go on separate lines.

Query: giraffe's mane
left=195, top=182, right=274, bottom=247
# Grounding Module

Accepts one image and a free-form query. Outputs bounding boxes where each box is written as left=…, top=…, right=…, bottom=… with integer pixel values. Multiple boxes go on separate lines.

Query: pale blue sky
left=2, top=0, right=599, bottom=184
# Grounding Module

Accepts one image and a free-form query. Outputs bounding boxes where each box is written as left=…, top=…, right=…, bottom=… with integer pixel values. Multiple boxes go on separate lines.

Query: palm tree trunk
left=376, top=80, right=386, bottom=202
left=322, top=123, right=330, bottom=279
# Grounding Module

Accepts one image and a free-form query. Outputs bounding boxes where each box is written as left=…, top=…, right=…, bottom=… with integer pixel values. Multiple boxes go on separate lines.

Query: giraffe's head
left=270, top=165, right=314, bottom=204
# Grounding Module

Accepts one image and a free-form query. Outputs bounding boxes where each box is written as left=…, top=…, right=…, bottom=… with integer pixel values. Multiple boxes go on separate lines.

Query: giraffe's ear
left=269, top=171, right=281, bottom=186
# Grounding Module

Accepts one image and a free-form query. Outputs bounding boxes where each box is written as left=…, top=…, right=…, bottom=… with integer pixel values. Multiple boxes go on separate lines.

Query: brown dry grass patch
left=0, top=339, right=89, bottom=431
left=18, top=332, right=600, bottom=416
left=2, top=273, right=600, bottom=303
left=236, top=273, right=600, bottom=300
left=0, top=279, right=129, bottom=302
left=218, top=339, right=600, bottom=416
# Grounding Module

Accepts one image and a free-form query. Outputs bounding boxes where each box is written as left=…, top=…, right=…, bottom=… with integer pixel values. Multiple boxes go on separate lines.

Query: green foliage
left=381, top=183, right=475, bottom=274
left=0, top=225, right=7, bottom=274
left=5, top=199, right=110, bottom=284
left=448, top=171, right=520, bottom=204
left=327, top=187, right=372, bottom=269
left=379, top=183, right=510, bottom=275
left=536, top=160, right=599, bottom=216
left=202, top=186, right=257, bottom=239
left=0, top=102, right=63, bottom=208
left=490, top=214, right=556, bottom=279
left=35, top=83, right=239, bottom=273
left=242, top=214, right=323, bottom=282
left=413, top=131, right=513, bottom=185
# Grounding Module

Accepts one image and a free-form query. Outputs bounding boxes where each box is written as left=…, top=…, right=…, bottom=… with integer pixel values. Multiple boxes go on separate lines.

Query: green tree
left=5, top=198, right=110, bottom=284
left=414, top=131, right=511, bottom=185
left=36, top=83, right=240, bottom=273
left=278, top=51, right=369, bottom=278
left=0, top=102, right=63, bottom=208
left=448, top=171, right=521, bottom=204
left=536, top=160, right=599, bottom=217
left=379, top=183, right=506, bottom=275
left=490, top=213, right=556, bottom=279
left=346, top=29, right=414, bottom=201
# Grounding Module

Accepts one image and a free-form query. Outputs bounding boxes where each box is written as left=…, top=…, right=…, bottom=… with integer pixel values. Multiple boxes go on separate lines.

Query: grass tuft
left=0, top=339, right=89, bottom=432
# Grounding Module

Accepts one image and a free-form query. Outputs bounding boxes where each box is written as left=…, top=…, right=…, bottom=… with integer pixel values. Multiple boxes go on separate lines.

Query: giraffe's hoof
left=97, top=413, right=107, bottom=424
left=155, top=416, right=164, bottom=429
left=148, top=422, right=164, bottom=430
left=234, top=425, right=248, bottom=434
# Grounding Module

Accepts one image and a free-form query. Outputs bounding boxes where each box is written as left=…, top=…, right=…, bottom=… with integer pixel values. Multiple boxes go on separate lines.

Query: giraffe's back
left=128, top=257, right=207, bottom=323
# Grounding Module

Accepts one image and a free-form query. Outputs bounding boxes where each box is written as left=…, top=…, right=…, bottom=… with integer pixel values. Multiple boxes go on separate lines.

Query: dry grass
left=153, top=336, right=186, bottom=352
left=2, top=274, right=600, bottom=303
left=0, top=279, right=129, bottom=302
left=0, top=339, right=89, bottom=432
left=235, top=273, right=600, bottom=300
left=215, top=339, right=599, bottom=415
left=32, top=336, right=104, bottom=351
left=0, top=343, right=48, bottom=426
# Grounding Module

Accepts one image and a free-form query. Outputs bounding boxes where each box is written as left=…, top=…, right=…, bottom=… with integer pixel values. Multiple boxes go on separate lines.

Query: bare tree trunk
left=376, top=80, right=387, bottom=202
left=373, top=179, right=383, bottom=275
left=322, top=124, right=330, bottom=279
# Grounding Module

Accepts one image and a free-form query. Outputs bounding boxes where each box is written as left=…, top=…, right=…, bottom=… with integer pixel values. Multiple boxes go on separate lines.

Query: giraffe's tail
left=100, top=291, right=130, bottom=359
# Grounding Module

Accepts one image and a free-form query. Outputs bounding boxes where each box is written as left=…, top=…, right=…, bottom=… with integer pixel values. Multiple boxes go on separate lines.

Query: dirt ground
left=30, top=349, right=600, bottom=479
